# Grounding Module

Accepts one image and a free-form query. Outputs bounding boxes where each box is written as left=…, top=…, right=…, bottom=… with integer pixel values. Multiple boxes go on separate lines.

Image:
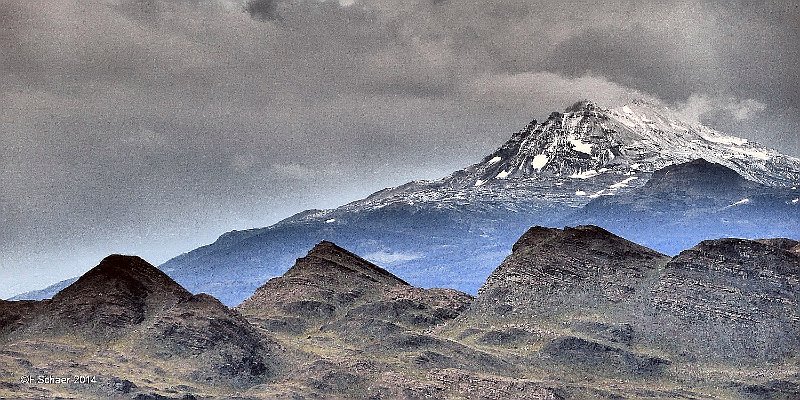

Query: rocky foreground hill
left=1, top=227, right=799, bottom=399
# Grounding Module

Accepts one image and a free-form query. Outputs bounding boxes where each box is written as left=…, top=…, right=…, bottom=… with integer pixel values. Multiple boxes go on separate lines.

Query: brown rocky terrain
left=0, top=255, right=276, bottom=399
left=474, top=225, right=669, bottom=321
left=638, top=238, right=800, bottom=362
left=238, top=241, right=473, bottom=332
left=236, top=241, right=528, bottom=398
left=1, top=233, right=798, bottom=399
left=441, top=226, right=799, bottom=399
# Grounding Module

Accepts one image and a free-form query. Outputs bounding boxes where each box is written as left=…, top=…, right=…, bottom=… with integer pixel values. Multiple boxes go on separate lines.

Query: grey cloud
left=1, top=0, right=798, bottom=298
left=245, top=0, right=281, bottom=21
left=543, top=25, right=717, bottom=102
left=115, top=0, right=160, bottom=23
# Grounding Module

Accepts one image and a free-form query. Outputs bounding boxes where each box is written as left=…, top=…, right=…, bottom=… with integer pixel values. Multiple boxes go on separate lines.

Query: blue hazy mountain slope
left=563, top=159, right=800, bottom=254
left=160, top=205, right=548, bottom=306
left=8, top=277, right=78, bottom=301
left=11, top=101, right=800, bottom=305
left=154, top=101, right=799, bottom=306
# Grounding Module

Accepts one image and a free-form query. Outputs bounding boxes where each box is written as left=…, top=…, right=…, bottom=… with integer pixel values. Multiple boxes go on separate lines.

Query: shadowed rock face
left=541, top=336, right=670, bottom=377
left=475, top=225, right=668, bottom=321
left=0, top=255, right=276, bottom=391
left=640, top=238, right=800, bottom=362
left=756, top=238, right=800, bottom=252
left=0, top=299, right=42, bottom=337
left=143, top=293, right=275, bottom=386
left=3, top=255, right=193, bottom=338
left=643, top=158, right=763, bottom=194
left=581, top=159, right=767, bottom=217
left=47, top=255, right=193, bottom=336
left=238, top=241, right=472, bottom=334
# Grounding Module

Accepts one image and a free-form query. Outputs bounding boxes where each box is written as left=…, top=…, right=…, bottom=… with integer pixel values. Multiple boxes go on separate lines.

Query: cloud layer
left=1, top=0, right=798, bottom=297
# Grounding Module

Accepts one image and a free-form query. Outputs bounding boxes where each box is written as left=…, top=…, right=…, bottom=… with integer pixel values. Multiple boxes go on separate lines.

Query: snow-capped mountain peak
left=299, top=100, right=800, bottom=220
left=451, top=100, right=799, bottom=189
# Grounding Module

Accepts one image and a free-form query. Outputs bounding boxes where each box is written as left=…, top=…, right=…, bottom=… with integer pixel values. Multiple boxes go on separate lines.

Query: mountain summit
left=454, top=99, right=798, bottom=186
left=15, top=100, right=800, bottom=306
left=358, top=99, right=796, bottom=204
left=153, top=100, right=800, bottom=305
left=316, top=99, right=799, bottom=223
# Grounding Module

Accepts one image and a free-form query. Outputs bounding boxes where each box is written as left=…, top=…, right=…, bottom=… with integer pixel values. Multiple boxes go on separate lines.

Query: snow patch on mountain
left=571, top=170, right=601, bottom=179
left=531, top=154, right=548, bottom=170
left=728, top=198, right=751, bottom=207
left=701, top=132, right=749, bottom=146
left=610, top=176, right=639, bottom=189
left=568, top=136, right=593, bottom=155
left=317, top=100, right=800, bottom=218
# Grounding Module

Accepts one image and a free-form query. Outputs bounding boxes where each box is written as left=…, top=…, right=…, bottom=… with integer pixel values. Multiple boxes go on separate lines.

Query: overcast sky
left=2, top=0, right=798, bottom=298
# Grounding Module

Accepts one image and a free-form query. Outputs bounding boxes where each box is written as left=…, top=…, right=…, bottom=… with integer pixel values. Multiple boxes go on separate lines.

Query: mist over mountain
left=11, top=100, right=799, bottom=306
left=128, top=100, right=800, bottom=306
left=566, top=158, right=800, bottom=252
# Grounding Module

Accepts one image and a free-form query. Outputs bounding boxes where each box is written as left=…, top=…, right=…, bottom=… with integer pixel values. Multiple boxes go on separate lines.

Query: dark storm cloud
left=1, top=0, right=798, bottom=298
left=545, top=25, right=718, bottom=102
left=245, top=0, right=282, bottom=21
left=540, top=2, right=800, bottom=106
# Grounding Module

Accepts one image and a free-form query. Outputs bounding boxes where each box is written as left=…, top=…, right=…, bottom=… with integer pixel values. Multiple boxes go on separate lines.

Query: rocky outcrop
left=639, top=238, right=800, bottom=362
left=238, top=241, right=472, bottom=334
left=541, top=336, right=670, bottom=377
left=143, top=293, right=275, bottom=386
left=756, top=238, right=800, bottom=252
left=474, top=225, right=667, bottom=322
left=0, top=255, right=276, bottom=391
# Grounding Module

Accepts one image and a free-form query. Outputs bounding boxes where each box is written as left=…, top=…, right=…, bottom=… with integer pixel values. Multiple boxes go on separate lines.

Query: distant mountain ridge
left=331, top=99, right=799, bottom=215
left=8, top=277, right=77, bottom=301
left=569, top=158, right=800, bottom=252
left=10, top=100, right=800, bottom=305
